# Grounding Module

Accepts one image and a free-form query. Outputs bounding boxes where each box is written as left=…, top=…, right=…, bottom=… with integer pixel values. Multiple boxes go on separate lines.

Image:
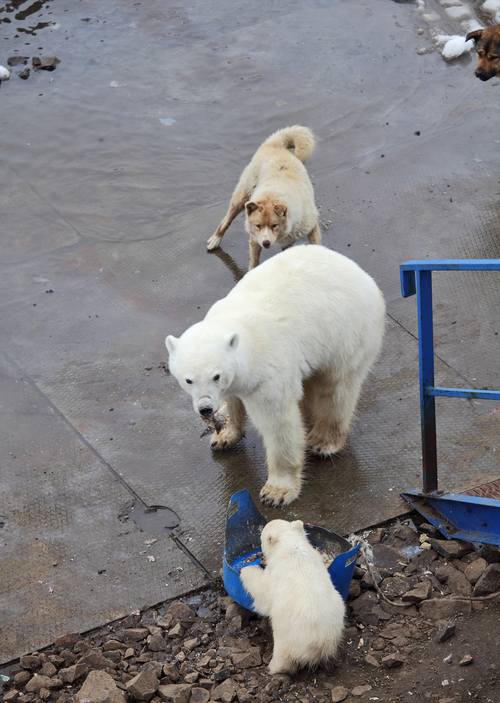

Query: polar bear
left=241, top=519, right=345, bottom=674
left=166, top=245, right=385, bottom=506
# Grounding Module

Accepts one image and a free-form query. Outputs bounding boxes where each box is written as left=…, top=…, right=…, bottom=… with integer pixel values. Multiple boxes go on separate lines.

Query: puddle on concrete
left=0, top=0, right=54, bottom=37
left=118, top=499, right=180, bottom=534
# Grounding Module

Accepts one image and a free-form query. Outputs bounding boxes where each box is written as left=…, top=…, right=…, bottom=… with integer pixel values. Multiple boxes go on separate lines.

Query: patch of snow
left=445, top=5, right=471, bottom=19
left=0, top=65, right=10, bottom=80
left=436, top=34, right=474, bottom=59
left=422, top=11, right=441, bottom=21
left=483, top=0, right=500, bottom=22
left=462, top=18, right=483, bottom=32
left=159, top=117, right=176, bottom=126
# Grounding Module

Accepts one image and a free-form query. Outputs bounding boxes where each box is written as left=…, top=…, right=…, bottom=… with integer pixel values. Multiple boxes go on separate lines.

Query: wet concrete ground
left=1, top=0, right=499, bottom=662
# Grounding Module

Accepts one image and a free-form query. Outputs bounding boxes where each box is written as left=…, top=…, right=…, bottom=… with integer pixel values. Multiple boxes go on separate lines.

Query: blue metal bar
left=416, top=270, right=438, bottom=494
left=401, top=259, right=500, bottom=272
left=429, top=387, right=500, bottom=401
left=400, top=259, right=500, bottom=298
left=400, top=257, right=500, bottom=543
left=401, top=268, right=416, bottom=297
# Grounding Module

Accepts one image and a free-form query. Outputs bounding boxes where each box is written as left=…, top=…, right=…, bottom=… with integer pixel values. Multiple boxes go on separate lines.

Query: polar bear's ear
left=266, top=533, right=278, bottom=547
left=291, top=520, right=304, bottom=532
left=227, top=333, right=239, bottom=350
left=165, top=335, right=178, bottom=354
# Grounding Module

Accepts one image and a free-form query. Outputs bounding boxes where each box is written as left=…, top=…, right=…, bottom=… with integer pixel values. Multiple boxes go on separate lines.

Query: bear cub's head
left=261, top=519, right=307, bottom=559
left=166, top=321, right=239, bottom=419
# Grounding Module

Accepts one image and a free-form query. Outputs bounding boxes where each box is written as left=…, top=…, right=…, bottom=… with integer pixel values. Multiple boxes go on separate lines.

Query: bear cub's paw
left=268, top=654, right=295, bottom=675
left=240, top=564, right=261, bottom=593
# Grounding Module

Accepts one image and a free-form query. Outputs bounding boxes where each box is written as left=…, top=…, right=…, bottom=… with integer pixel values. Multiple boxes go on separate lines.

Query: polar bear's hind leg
left=305, top=371, right=364, bottom=457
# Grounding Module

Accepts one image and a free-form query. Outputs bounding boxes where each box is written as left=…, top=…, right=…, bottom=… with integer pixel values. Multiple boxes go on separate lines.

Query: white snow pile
left=0, top=65, right=10, bottom=80
left=436, top=34, right=474, bottom=60
left=483, top=0, right=500, bottom=23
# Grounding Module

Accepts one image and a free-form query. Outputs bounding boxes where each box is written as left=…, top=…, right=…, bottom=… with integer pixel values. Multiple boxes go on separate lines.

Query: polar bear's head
left=166, top=321, right=239, bottom=419
left=261, top=519, right=306, bottom=559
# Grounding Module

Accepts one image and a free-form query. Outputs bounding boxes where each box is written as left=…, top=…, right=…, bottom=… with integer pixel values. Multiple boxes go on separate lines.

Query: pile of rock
left=1, top=518, right=499, bottom=703
left=349, top=522, right=500, bottom=627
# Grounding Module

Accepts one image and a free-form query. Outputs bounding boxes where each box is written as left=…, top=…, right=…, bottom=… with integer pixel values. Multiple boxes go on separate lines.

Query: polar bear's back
left=206, top=246, right=385, bottom=370
left=216, top=245, right=379, bottom=306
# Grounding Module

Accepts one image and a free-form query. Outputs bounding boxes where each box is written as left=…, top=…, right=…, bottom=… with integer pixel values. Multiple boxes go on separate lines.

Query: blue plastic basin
left=223, top=489, right=360, bottom=611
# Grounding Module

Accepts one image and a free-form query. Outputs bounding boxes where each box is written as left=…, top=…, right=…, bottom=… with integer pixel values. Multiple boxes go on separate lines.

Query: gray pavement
left=1, top=0, right=499, bottom=662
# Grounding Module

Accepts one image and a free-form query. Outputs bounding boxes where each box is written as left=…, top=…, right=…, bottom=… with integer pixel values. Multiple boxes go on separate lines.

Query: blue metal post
left=415, top=270, right=438, bottom=494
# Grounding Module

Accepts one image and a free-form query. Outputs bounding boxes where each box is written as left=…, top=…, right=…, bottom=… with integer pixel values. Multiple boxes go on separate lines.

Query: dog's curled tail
left=264, top=125, right=315, bottom=162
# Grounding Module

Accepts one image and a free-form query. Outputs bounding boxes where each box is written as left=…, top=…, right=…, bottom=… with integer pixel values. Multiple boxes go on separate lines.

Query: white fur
left=166, top=245, right=385, bottom=506
left=241, top=519, right=345, bottom=674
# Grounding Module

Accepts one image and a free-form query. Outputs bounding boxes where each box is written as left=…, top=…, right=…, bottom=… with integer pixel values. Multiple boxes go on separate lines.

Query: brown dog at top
left=207, top=126, right=321, bottom=270
left=467, top=26, right=500, bottom=81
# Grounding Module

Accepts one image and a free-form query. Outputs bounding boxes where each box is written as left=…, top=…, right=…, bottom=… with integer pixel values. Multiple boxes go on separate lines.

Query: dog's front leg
left=248, top=240, right=261, bottom=269
left=207, top=165, right=255, bottom=251
left=307, top=222, right=321, bottom=244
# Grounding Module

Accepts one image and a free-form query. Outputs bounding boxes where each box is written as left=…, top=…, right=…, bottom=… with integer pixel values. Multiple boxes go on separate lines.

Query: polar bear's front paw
left=259, top=480, right=300, bottom=507
left=210, top=425, right=242, bottom=450
left=207, top=232, right=223, bottom=251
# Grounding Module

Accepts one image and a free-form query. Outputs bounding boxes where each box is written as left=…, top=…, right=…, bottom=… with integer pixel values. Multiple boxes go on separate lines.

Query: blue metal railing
left=400, top=259, right=500, bottom=493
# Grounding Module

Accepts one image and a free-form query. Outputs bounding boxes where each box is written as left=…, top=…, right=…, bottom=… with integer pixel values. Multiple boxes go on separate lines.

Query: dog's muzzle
left=475, top=69, right=494, bottom=81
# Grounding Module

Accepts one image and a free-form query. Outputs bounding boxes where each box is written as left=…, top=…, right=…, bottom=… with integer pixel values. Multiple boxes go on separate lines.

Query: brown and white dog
left=467, top=26, right=500, bottom=81
left=207, top=126, right=321, bottom=269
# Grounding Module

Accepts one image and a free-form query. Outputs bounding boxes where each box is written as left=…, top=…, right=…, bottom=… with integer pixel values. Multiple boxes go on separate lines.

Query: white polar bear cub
left=166, top=245, right=385, bottom=506
left=241, top=519, right=345, bottom=674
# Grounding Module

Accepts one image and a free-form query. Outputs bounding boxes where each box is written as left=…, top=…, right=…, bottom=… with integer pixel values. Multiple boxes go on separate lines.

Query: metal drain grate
left=465, top=478, right=500, bottom=499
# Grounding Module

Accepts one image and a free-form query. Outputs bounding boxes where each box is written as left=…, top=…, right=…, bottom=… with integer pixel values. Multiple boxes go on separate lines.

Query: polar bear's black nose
left=262, top=240, right=271, bottom=249
left=199, top=406, right=213, bottom=418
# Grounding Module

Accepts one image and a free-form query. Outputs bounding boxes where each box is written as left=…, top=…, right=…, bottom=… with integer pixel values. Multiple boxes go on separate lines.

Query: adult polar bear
left=166, top=245, right=385, bottom=506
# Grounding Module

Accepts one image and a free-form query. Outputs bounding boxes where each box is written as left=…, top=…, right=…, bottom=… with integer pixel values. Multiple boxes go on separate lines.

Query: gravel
left=1, top=518, right=499, bottom=703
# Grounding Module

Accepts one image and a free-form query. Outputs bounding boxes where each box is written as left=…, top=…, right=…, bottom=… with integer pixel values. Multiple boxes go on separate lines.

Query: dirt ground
left=1, top=516, right=499, bottom=703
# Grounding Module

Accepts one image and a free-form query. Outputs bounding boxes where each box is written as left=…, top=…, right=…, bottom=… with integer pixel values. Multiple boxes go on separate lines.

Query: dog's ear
left=165, top=335, right=178, bottom=354
left=466, top=29, right=483, bottom=44
left=291, top=520, right=304, bottom=532
left=274, top=203, right=287, bottom=217
left=245, top=201, right=259, bottom=215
